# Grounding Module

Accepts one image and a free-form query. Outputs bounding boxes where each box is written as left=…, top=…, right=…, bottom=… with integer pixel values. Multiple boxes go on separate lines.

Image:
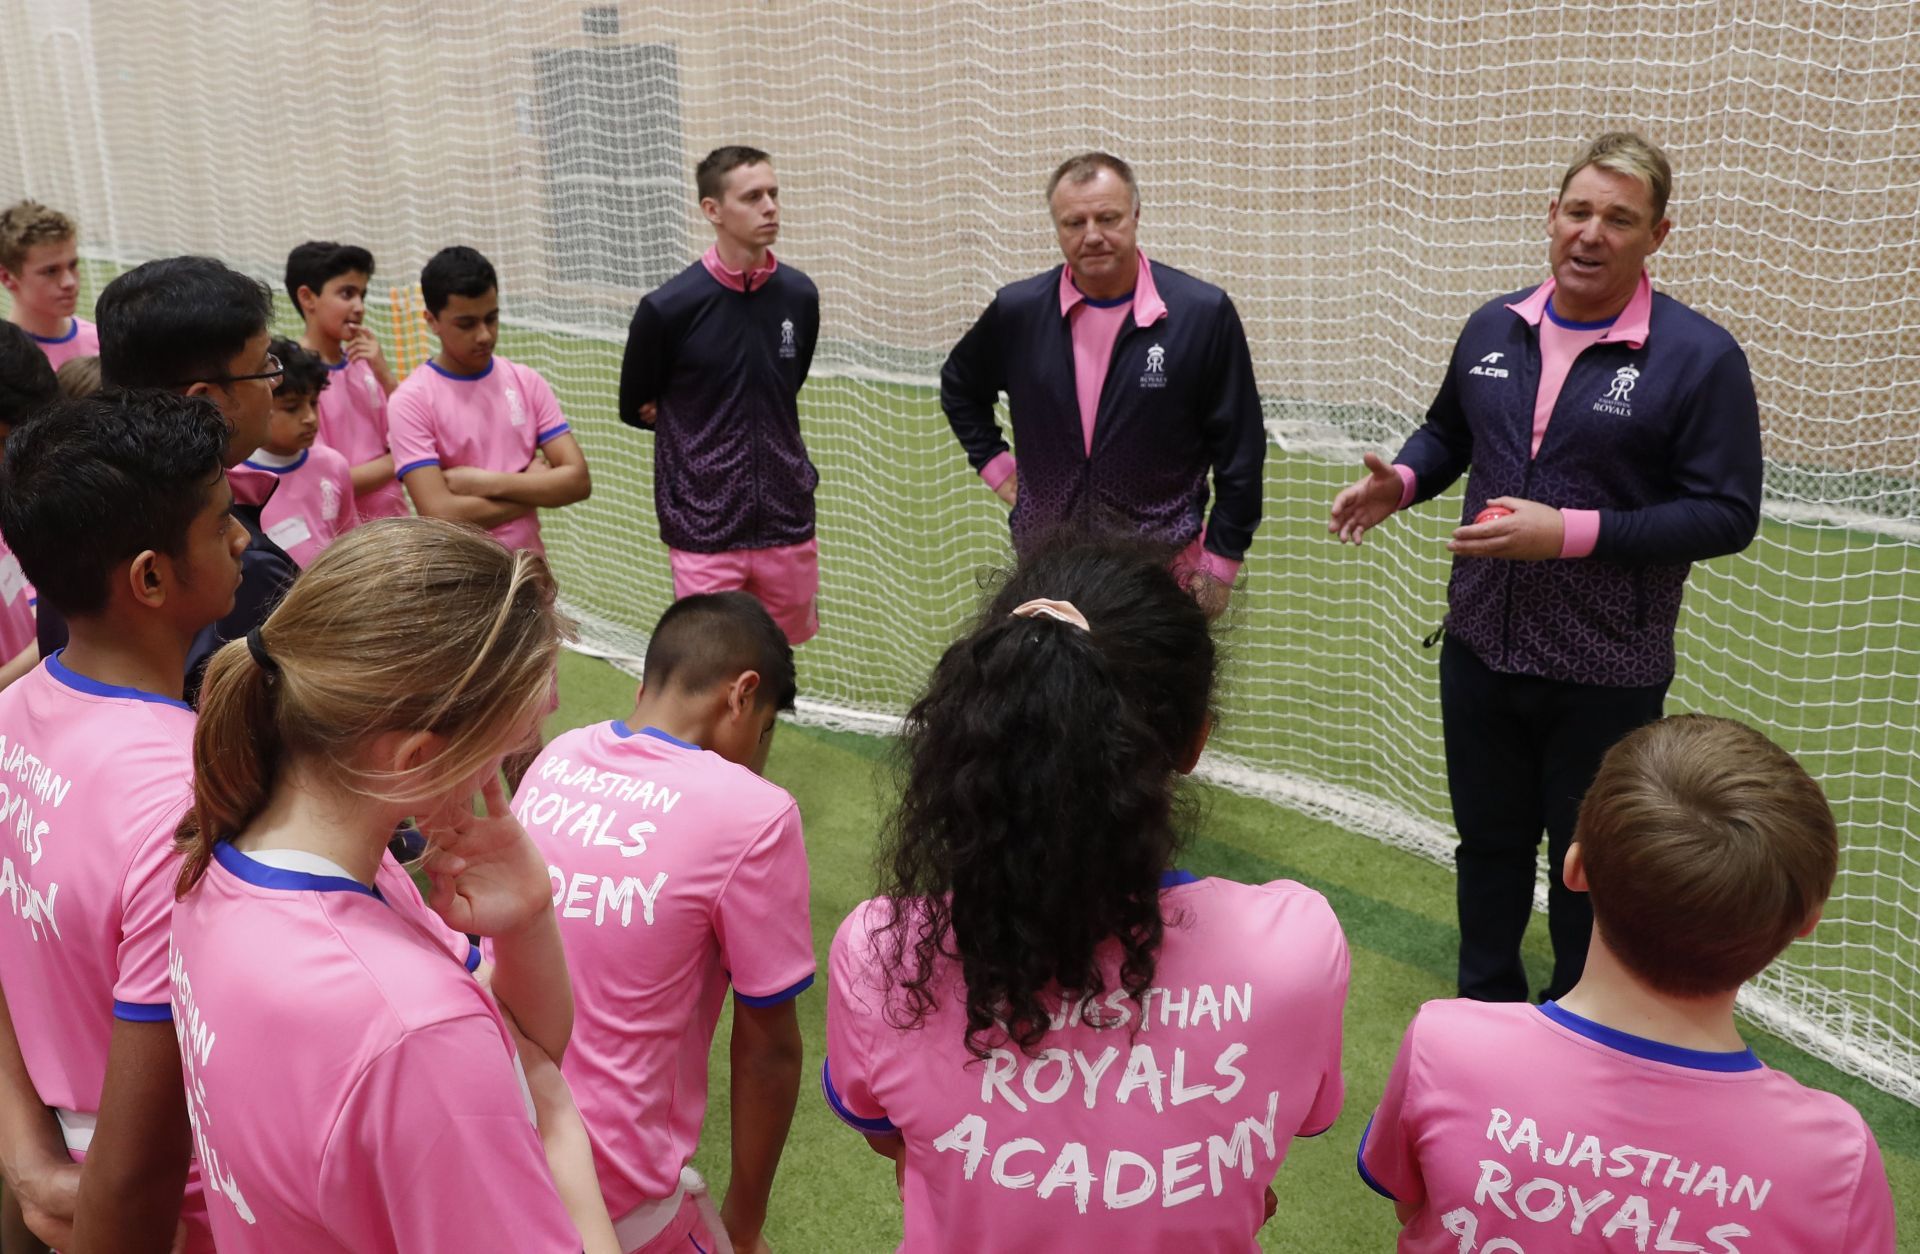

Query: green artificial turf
left=549, top=649, right=1920, bottom=1253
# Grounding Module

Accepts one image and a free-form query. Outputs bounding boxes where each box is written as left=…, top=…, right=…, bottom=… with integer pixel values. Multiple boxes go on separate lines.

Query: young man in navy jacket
left=1330, top=132, right=1763, bottom=1004
left=619, top=146, right=822, bottom=644
left=941, top=151, right=1266, bottom=619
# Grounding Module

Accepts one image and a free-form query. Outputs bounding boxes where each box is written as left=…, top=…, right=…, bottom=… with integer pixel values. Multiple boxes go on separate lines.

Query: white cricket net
left=1, top=0, right=1915, bottom=1103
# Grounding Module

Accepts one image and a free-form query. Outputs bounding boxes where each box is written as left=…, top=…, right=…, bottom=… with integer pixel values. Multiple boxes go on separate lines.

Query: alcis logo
left=1468, top=351, right=1509, bottom=379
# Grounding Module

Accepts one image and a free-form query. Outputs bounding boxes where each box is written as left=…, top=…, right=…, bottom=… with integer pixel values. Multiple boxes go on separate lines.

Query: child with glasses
left=241, top=339, right=358, bottom=568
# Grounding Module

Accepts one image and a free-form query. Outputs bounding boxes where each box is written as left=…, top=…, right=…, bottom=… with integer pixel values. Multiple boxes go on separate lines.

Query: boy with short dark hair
left=0, top=390, right=247, bottom=1252
left=0, top=201, right=97, bottom=369
left=618, top=146, right=822, bottom=645
left=284, top=241, right=407, bottom=519
left=512, top=592, right=810, bottom=1253
left=41, top=255, right=299, bottom=700
left=1359, top=714, right=1896, bottom=1251
left=243, top=338, right=358, bottom=567
left=388, top=245, right=590, bottom=557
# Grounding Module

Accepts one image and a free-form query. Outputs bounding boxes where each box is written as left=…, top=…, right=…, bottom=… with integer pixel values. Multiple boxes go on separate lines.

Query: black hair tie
left=246, top=627, right=281, bottom=680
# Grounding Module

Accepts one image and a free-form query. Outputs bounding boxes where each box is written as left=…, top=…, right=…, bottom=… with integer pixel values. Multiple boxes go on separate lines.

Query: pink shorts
left=628, top=1191, right=719, bottom=1254
left=668, top=538, right=819, bottom=645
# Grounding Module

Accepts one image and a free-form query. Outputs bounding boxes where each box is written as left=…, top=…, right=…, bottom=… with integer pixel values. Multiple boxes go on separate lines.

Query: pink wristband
left=981, top=451, right=1016, bottom=491
left=1393, top=464, right=1418, bottom=511
left=1559, top=508, right=1600, bottom=559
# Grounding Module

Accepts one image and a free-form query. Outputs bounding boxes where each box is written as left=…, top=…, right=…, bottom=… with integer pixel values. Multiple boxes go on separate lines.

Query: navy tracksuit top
left=1397, top=286, right=1763, bottom=687
left=618, top=259, right=820, bottom=553
left=941, top=262, right=1266, bottom=563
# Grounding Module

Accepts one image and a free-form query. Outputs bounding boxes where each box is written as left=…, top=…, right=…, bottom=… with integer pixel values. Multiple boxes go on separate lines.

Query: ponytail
left=174, top=634, right=283, bottom=895
left=876, top=534, right=1216, bottom=1057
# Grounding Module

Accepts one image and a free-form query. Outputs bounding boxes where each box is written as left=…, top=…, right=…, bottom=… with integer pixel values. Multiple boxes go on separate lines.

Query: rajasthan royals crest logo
left=1594, top=364, right=1640, bottom=417
left=1140, top=343, right=1168, bottom=389
left=319, top=478, right=340, bottom=521
left=779, top=318, right=796, bottom=359
left=504, top=385, right=526, bottom=427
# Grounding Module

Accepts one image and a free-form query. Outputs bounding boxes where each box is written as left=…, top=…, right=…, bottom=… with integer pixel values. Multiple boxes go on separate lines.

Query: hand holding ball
left=1474, top=505, right=1514, bottom=525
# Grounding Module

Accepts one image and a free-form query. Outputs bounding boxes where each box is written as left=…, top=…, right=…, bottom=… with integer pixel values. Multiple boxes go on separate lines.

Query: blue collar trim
left=614, top=718, right=698, bottom=748
left=45, top=649, right=191, bottom=711
left=1159, top=869, right=1199, bottom=888
left=243, top=450, right=309, bottom=475
left=213, top=840, right=383, bottom=899
left=1543, top=301, right=1619, bottom=332
left=1538, top=1002, right=1760, bottom=1072
left=425, top=358, right=495, bottom=382
left=326, top=355, right=350, bottom=372
left=1080, top=290, right=1134, bottom=309
left=25, top=318, right=79, bottom=345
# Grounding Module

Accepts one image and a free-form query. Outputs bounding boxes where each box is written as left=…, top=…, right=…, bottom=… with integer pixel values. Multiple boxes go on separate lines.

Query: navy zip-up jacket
left=1397, top=283, right=1762, bottom=687
left=618, top=259, right=820, bottom=553
left=941, top=261, right=1265, bottom=563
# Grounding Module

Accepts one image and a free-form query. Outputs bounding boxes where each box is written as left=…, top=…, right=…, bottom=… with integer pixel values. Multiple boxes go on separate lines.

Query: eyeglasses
left=181, top=352, right=283, bottom=388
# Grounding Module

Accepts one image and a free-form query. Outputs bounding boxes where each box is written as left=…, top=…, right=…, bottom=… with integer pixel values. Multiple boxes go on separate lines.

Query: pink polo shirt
left=510, top=720, right=815, bottom=1217
left=1395, top=273, right=1654, bottom=560
left=26, top=316, right=98, bottom=370
left=388, top=355, right=572, bottom=556
left=169, top=841, right=578, bottom=1253
left=313, top=355, right=408, bottom=520
left=244, top=446, right=359, bottom=568
left=1360, top=999, right=1896, bottom=1253
left=0, top=652, right=212, bottom=1246
left=824, top=872, right=1348, bottom=1252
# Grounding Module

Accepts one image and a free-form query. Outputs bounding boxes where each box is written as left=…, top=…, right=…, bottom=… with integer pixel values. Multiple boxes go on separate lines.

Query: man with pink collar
left=941, top=151, right=1267, bottom=618
left=618, top=146, right=822, bottom=645
left=1329, top=133, right=1763, bottom=1005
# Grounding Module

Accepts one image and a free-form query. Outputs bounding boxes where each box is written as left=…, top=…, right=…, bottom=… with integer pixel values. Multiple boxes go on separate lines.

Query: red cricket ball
left=1474, top=505, right=1515, bottom=525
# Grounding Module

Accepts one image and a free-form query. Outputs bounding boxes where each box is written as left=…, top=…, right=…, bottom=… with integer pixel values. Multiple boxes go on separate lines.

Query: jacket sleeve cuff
left=1559, top=508, right=1601, bottom=559
left=1393, top=463, right=1418, bottom=511
left=981, top=451, right=1016, bottom=490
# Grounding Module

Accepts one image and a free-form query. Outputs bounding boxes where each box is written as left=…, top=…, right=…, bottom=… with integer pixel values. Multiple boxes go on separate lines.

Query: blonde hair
left=1558, top=132, right=1672, bottom=222
left=176, top=518, right=573, bottom=894
left=54, top=355, right=100, bottom=400
left=0, top=201, right=76, bottom=274
left=1575, top=715, right=1837, bottom=998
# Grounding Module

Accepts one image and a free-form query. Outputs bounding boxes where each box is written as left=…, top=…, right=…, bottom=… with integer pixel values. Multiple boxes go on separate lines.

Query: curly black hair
left=875, top=532, right=1218, bottom=1057
left=269, top=337, right=330, bottom=400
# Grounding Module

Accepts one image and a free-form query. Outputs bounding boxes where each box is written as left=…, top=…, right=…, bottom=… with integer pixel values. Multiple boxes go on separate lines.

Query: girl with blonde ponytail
left=168, top=517, right=608, bottom=1253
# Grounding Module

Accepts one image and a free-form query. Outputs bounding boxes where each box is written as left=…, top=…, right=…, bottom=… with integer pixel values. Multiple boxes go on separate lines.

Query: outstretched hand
left=419, top=775, right=551, bottom=938
left=1328, top=452, right=1404, bottom=545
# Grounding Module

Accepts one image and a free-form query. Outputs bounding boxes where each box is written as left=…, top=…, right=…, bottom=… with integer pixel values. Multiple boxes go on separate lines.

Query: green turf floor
left=548, top=649, right=1920, bottom=1253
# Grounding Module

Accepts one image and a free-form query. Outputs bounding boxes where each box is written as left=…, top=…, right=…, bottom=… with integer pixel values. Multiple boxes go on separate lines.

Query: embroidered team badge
left=779, top=318, right=796, bottom=359
left=319, top=478, right=340, bottom=522
left=1139, top=343, right=1168, bottom=389
left=504, top=384, right=526, bottom=427
left=1594, top=365, right=1640, bottom=417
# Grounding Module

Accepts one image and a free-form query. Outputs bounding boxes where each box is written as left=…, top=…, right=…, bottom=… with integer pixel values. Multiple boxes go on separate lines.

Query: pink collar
left=1058, top=251, right=1169, bottom=327
left=702, top=244, right=778, bottom=293
left=1507, top=271, right=1653, bottom=348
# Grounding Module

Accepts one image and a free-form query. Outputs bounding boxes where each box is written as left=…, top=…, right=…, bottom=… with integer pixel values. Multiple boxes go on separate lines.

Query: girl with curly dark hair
left=823, top=536, right=1350, bottom=1250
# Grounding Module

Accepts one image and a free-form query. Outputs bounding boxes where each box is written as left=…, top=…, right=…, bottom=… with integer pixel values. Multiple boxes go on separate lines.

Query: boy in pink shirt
left=0, top=201, right=97, bottom=370
left=0, top=391, right=247, bottom=1252
left=389, top=245, right=590, bottom=557
left=1360, top=714, right=1897, bottom=1251
left=513, top=591, right=811, bottom=1253
left=243, top=339, right=358, bottom=567
left=285, top=240, right=408, bottom=519
left=825, top=539, right=1348, bottom=1251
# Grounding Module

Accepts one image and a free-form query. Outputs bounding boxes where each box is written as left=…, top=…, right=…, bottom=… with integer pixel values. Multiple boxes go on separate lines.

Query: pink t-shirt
left=510, top=721, right=815, bottom=1215
left=0, top=653, right=212, bottom=1245
left=168, top=840, right=577, bottom=1253
left=1359, top=999, right=1897, bottom=1253
left=0, top=534, right=36, bottom=665
left=387, top=355, right=572, bottom=556
left=245, top=446, right=359, bottom=568
left=825, top=873, right=1349, bottom=1252
left=314, top=356, right=408, bottom=520
left=26, top=315, right=98, bottom=369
